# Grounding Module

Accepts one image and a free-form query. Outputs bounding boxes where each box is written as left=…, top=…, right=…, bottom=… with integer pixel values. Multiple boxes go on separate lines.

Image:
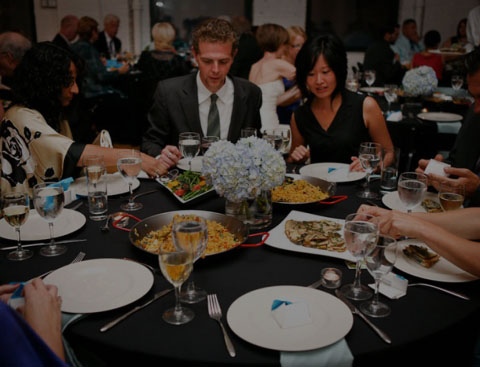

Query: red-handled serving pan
left=273, top=174, right=347, bottom=206
left=127, top=210, right=268, bottom=256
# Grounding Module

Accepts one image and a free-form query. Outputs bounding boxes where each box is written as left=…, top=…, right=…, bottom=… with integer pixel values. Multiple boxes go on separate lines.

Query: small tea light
left=321, top=267, right=342, bottom=289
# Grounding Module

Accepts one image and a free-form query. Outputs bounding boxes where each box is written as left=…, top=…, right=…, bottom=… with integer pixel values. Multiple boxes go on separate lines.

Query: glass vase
left=225, top=190, right=272, bottom=229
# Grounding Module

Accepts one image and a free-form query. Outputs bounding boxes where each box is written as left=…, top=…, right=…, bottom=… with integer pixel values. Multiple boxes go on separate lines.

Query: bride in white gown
left=249, top=23, right=296, bottom=132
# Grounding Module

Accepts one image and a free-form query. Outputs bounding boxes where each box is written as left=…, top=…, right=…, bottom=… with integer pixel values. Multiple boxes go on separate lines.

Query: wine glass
left=451, top=74, right=463, bottom=92
left=360, top=235, right=397, bottom=318
left=397, top=172, right=427, bottom=213
left=117, top=149, right=142, bottom=211
left=357, top=142, right=382, bottom=199
left=200, top=135, right=219, bottom=155
left=158, top=240, right=194, bottom=325
left=384, top=84, right=398, bottom=115
left=262, top=129, right=283, bottom=151
left=33, top=182, right=67, bottom=257
left=171, top=214, right=208, bottom=304
left=178, top=132, right=200, bottom=171
left=241, top=127, right=257, bottom=138
left=340, top=212, right=379, bottom=301
left=83, top=154, right=105, bottom=189
left=438, top=182, right=465, bottom=211
left=364, top=70, right=376, bottom=88
left=274, top=126, right=291, bottom=155
left=2, top=192, right=33, bottom=261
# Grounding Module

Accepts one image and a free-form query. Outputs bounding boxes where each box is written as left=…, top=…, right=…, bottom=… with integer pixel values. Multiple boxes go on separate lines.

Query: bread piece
left=403, top=244, right=440, bottom=268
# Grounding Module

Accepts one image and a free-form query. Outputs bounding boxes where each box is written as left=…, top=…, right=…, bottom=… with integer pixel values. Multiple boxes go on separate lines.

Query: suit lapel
left=179, top=74, right=203, bottom=135
left=228, top=77, right=247, bottom=139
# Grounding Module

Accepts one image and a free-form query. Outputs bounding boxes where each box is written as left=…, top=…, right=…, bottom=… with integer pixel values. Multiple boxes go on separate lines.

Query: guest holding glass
left=141, top=18, right=262, bottom=167
left=287, top=33, right=393, bottom=169
left=0, top=42, right=168, bottom=194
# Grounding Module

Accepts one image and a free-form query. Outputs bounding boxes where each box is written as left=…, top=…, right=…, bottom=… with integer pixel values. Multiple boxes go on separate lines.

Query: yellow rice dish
left=272, top=178, right=329, bottom=203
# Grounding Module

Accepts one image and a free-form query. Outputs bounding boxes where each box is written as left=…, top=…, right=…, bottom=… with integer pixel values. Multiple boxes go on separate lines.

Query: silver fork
left=207, top=294, right=236, bottom=357
left=32, top=251, right=86, bottom=281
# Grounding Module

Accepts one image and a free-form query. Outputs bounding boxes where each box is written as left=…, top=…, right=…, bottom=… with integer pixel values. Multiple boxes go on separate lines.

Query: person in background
left=249, top=23, right=295, bottom=131
left=411, top=30, right=444, bottom=81
left=467, top=5, right=480, bottom=48
left=94, top=14, right=121, bottom=60
left=141, top=18, right=262, bottom=166
left=416, top=46, right=480, bottom=207
left=0, top=279, right=67, bottom=366
left=288, top=33, right=393, bottom=167
left=0, top=31, right=32, bottom=121
left=363, top=24, right=405, bottom=86
left=392, top=18, right=424, bottom=68
left=52, top=14, right=79, bottom=50
left=229, top=15, right=262, bottom=80
left=357, top=204, right=480, bottom=278
left=0, top=42, right=167, bottom=194
left=277, top=25, right=306, bottom=125
left=443, top=18, right=468, bottom=49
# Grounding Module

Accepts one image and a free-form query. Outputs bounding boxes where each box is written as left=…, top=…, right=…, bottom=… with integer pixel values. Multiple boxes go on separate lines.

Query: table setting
left=1, top=143, right=480, bottom=366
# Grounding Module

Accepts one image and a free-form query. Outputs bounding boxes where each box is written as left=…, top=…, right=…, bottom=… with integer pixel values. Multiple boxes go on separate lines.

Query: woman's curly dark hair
left=11, top=41, right=84, bottom=130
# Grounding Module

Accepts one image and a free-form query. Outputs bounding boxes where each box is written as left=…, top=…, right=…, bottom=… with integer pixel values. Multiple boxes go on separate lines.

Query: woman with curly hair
left=0, top=42, right=168, bottom=193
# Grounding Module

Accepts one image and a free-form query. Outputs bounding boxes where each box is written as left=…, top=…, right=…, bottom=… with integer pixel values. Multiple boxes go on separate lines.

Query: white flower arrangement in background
left=202, top=137, right=286, bottom=203
left=402, top=66, right=438, bottom=96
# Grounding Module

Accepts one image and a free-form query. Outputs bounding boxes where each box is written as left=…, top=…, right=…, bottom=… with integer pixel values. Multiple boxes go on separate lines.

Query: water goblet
left=179, top=132, right=200, bottom=171
left=384, top=84, right=398, bottom=115
left=241, top=127, right=257, bottom=138
left=438, top=182, right=465, bottom=211
left=340, top=212, right=379, bottom=301
left=357, top=142, right=382, bottom=199
left=360, top=235, right=397, bottom=318
left=171, top=214, right=208, bottom=304
left=397, top=172, right=427, bottom=213
left=262, top=129, right=283, bottom=151
left=2, top=192, right=33, bottom=261
left=83, top=154, right=105, bottom=189
left=451, top=74, right=463, bottom=92
left=364, top=70, right=376, bottom=88
left=273, top=126, right=291, bottom=155
left=158, top=241, right=194, bottom=325
left=33, top=182, right=67, bottom=257
left=117, top=149, right=142, bottom=211
left=200, top=135, right=219, bottom=155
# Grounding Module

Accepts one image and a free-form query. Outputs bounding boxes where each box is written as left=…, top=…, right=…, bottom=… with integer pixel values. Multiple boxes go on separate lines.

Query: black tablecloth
left=1, top=177, right=480, bottom=366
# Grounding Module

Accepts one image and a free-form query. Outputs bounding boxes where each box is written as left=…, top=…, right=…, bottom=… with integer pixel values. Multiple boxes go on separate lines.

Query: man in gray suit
left=141, top=18, right=263, bottom=170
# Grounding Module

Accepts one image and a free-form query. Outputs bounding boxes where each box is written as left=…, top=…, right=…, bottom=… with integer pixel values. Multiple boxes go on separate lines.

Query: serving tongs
left=157, top=169, right=179, bottom=184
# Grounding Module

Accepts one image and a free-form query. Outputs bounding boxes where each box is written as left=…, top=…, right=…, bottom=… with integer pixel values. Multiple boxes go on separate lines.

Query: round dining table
left=1, top=172, right=480, bottom=366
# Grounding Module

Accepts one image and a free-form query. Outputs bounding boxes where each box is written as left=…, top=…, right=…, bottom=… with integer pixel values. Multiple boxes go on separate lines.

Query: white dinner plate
left=417, top=112, right=463, bottom=122
left=382, top=191, right=439, bottom=212
left=0, top=209, right=86, bottom=241
left=266, top=210, right=356, bottom=262
left=44, top=258, right=154, bottom=313
left=389, top=239, right=477, bottom=283
left=177, top=156, right=203, bottom=172
left=227, top=285, right=353, bottom=351
left=299, top=163, right=366, bottom=183
left=71, top=172, right=140, bottom=197
left=359, top=87, right=385, bottom=94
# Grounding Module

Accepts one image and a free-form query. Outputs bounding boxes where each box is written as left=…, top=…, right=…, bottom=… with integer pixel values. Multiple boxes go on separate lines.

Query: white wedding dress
left=258, top=79, right=285, bottom=132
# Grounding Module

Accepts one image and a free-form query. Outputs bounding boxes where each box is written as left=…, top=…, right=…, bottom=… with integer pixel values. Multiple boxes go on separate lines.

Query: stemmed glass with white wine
left=172, top=214, right=208, bottom=304
left=340, top=212, right=379, bottom=301
left=178, top=132, right=200, bottom=171
left=33, top=182, right=67, bottom=257
left=397, top=172, right=427, bottom=213
left=158, top=238, right=194, bottom=325
left=357, top=142, right=382, bottom=199
left=117, top=149, right=142, bottom=211
left=451, top=74, right=463, bottom=96
left=364, top=70, right=376, bottom=88
left=384, top=84, right=398, bottom=115
left=2, top=192, right=33, bottom=261
left=360, top=235, right=397, bottom=317
left=438, top=182, right=465, bottom=211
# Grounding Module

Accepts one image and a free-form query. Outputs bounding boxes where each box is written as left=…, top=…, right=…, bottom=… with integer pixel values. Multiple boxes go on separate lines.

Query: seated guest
left=0, top=280, right=67, bottom=366
left=443, top=18, right=468, bottom=49
left=416, top=47, right=480, bottom=206
left=93, top=14, right=121, bottom=59
left=52, top=15, right=79, bottom=50
left=141, top=18, right=262, bottom=162
left=288, top=33, right=393, bottom=168
left=412, top=30, right=444, bottom=81
left=0, top=42, right=168, bottom=193
left=363, top=24, right=405, bottom=86
left=392, top=18, right=424, bottom=68
left=249, top=23, right=296, bottom=131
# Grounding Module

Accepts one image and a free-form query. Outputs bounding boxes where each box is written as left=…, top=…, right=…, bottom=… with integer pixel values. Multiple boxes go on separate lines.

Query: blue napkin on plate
left=280, top=338, right=354, bottom=367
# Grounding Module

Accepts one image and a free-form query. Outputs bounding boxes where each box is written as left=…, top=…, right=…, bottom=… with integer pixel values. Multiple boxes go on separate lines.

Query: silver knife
left=100, top=288, right=173, bottom=332
left=1, top=239, right=87, bottom=251
left=335, top=289, right=392, bottom=344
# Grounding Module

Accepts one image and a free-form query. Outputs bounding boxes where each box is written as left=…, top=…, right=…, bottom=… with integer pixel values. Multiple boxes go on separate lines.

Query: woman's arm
left=286, top=114, right=309, bottom=163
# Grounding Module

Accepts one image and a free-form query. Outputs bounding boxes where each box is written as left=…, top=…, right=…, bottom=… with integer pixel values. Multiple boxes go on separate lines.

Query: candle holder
left=321, top=267, right=342, bottom=289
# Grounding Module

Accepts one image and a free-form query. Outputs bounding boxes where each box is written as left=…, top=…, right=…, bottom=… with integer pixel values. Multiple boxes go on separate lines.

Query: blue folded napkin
left=48, top=178, right=73, bottom=191
left=281, top=338, right=354, bottom=367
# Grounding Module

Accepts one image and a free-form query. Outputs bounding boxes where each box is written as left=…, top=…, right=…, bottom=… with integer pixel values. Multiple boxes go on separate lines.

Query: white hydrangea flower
left=402, top=66, right=438, bottom=96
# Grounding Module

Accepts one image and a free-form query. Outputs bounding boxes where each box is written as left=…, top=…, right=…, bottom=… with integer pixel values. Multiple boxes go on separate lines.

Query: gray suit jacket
left=141, top=72, right=262, bottom=157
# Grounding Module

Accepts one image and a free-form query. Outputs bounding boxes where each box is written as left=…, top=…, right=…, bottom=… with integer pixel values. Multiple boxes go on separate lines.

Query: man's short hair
left=191, top=18, right=238, bottom=55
